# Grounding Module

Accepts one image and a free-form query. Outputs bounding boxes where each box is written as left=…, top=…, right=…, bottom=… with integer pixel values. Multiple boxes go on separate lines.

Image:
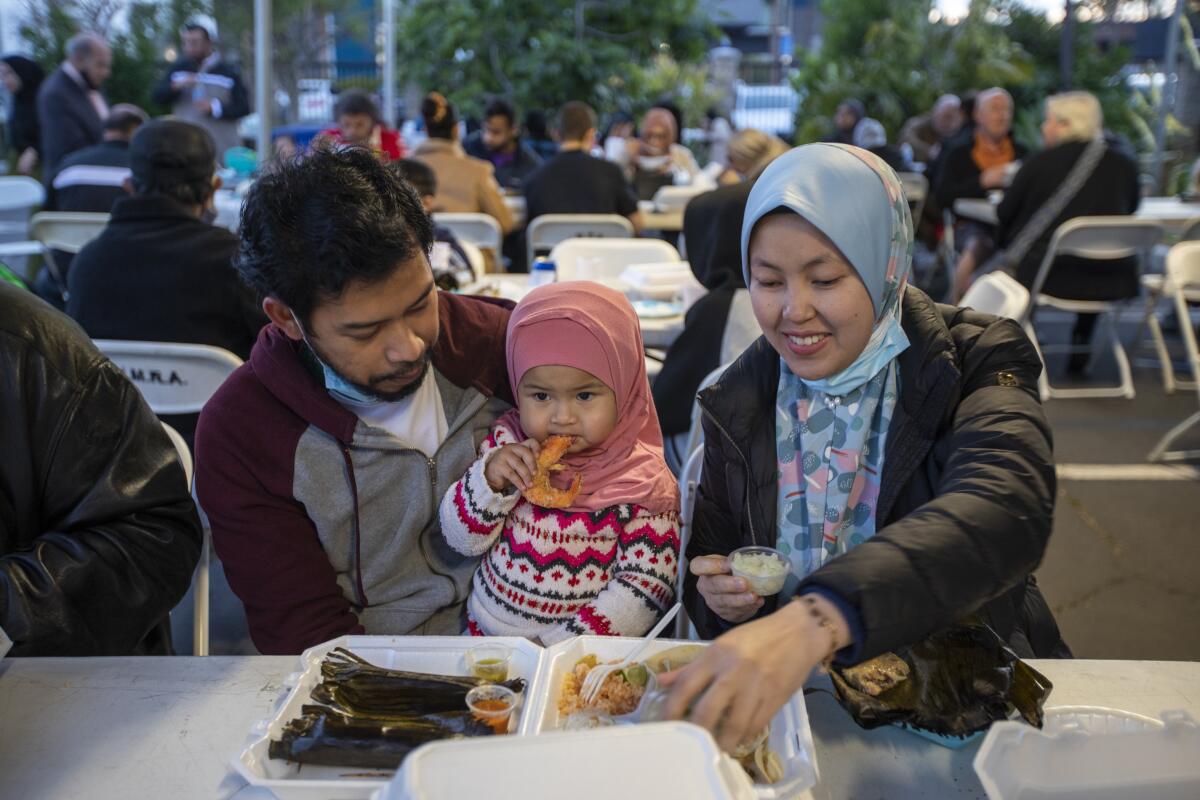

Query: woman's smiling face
left=748, top=212, right=876, bottom=381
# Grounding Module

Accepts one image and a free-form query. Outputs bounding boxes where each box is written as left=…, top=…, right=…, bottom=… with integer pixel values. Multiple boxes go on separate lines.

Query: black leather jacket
left=0, top=283, right=201, bottom=655
left=684, top=287, right=1069, bottom=660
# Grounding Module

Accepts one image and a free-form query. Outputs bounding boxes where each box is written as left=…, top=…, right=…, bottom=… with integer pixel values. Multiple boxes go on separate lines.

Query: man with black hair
left=319, top=89, right=405, bottom=161
left=51, top=103, right=147, bottom=212
left=194, top=146, right=513, bottom=654
left=66, top=119, right=265, bottom=445
left=524, top=101, right=641, bottom=231
left=464, top=99, right=542, bottom=190
left=151, top=15, right=250, bottom=161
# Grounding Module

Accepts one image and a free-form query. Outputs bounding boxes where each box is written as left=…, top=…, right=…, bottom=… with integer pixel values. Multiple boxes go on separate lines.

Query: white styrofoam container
left=523, top=636, right=819, bottom=799
left=232, top=635, right=543, bottom=800
left=378, top=722, right=757, bottom=800
left=974, top=706, right=1200, bottom=800
left=233, top=635, right=819, bottom=800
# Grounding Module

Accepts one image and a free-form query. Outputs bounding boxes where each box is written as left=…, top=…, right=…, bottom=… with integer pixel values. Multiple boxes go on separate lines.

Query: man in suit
left=151, top=16, right=250, bottom=163
left=37, top=32, right=111, bottom=186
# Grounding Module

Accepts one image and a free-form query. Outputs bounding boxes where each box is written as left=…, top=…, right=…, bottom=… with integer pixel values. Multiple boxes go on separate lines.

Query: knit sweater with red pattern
left=438, top=424, right=680, bottom=644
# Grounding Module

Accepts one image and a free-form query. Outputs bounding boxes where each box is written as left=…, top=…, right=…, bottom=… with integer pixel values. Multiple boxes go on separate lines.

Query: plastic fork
left=580, top=603, right=681, bottom=705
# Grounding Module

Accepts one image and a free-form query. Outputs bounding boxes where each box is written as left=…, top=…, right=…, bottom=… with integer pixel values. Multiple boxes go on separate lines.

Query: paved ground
left=177, top=307, right=1200, bottom=661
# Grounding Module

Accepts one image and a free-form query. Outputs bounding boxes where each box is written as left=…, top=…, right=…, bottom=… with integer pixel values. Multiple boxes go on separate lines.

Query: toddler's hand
left=484, top=438, right=541, bottom=493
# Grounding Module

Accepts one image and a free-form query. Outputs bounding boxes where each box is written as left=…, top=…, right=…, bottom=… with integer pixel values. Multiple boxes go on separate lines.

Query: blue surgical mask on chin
left=296, top=322, right=386, bottom=405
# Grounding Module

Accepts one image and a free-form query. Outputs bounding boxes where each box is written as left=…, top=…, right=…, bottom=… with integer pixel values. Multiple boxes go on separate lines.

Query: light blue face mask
left=296, top=321, right=387, bottom=405
left=740, top=143, right=915, bottom=396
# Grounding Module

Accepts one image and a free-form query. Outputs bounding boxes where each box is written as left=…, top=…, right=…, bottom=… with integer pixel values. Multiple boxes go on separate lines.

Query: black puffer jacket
left=684, top=286, right=1068, bottom=660
left=0, top=283, right=202, bottom=655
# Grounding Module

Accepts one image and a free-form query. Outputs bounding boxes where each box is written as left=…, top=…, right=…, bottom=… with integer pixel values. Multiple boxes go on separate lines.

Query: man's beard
left=309, top=339, right=435, bottom=403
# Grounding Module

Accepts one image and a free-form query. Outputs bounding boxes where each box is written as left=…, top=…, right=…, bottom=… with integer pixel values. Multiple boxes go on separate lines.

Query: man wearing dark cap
left=66, top=118, right=266, bottom=446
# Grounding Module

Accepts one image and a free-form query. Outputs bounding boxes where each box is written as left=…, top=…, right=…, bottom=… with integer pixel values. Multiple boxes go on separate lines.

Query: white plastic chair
left=675, top=446, right=704, bottom=640
left=162, top=422, right=193, bottom=487
left=1148, top=242, right=1200, bottom=462
left=526, top=213, right=634, bottom=265
left=1020, top=216, right=1164, bottom=401
left=548, top=237, right=680, bottom=282
left=960, top=271, right=1030, bottom=321
left=1141, top=218, right=1200, bottom=394
left=651, top=184, right=709, bottom=213
left=29, top=211, right=110, bottom=294
left=94, top=340, right=243, bottom=656
left=432, top=212, right=503, bottom=256
left=683, top=361, right=732, bottom=466
left=897, top=171, right=929, bottom=227
left=0, top=175, right=46, bottom=238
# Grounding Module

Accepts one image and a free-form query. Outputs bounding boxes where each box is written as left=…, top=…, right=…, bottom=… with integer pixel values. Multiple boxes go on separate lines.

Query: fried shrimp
left=522, top=434, right=583, bottom=509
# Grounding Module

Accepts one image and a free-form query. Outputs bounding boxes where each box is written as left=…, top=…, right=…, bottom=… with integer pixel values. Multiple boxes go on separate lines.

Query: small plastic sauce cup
left=465, top=644, right=512, bottom=682
left=728, top=545, right=790, bottom=596
left=466, top=684, right=517, bottom=734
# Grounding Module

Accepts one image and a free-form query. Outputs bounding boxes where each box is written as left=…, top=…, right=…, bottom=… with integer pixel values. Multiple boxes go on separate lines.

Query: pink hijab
left=496, top=281, right=679, bottom=515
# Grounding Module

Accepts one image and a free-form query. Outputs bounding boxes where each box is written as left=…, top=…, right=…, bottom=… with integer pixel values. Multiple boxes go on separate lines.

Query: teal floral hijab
left=740, top=144, right=914, bottom=593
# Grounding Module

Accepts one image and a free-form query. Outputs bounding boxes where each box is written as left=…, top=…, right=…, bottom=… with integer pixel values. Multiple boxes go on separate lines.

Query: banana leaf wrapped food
left=829, top=620, right=1053, bottom=740
left=269, top=648, right=525, bottom=769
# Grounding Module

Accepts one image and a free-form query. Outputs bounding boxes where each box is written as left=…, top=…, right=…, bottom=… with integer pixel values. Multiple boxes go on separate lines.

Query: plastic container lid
left=974, top=706, right=1200, bottom=799
left=380, top=721, right=756, bottom=800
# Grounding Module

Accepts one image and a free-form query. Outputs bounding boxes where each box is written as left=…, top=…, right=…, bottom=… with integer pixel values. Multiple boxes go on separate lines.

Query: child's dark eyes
left=577, top=392, right=594, bottom=401
left=532, top=391, right=549, bottom=402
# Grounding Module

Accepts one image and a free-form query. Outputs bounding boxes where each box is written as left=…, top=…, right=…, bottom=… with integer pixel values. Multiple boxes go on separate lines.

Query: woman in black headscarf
left=1, top=55, right=45, bottom=175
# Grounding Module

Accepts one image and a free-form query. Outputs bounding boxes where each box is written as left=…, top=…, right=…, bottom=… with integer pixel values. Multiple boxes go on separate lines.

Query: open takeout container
left=974, top=706, right=1200, bottom=799
left=232, top=635, right=819, bottom=800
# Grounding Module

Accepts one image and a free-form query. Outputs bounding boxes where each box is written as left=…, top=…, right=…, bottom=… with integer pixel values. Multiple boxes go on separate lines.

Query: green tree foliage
left=20, top=0, right=207, bottom=112
left=791, top=0, right=1137, bottom=152
left=397, top=0, right=714, bottom=122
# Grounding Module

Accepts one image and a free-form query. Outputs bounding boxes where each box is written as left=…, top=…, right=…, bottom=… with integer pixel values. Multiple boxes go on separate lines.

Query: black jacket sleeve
left=38, top=82, right=91, bottom=179
left=935, top=145, right=985, bottom=210
left=218, top=65, right=251, bottom=121
left=798, top=319, right=1055, bottom=658
left=0, top=359, right=202, bottom=656
left=151, top=61, right=184, bottom=107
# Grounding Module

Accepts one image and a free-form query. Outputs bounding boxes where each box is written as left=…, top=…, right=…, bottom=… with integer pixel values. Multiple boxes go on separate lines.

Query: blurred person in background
left=66, top=120, right=265, bottom=446
left=317, top=89, right=405, bottom=162
left=992, top=92, right=1139, bottom=372
left=703, top=107, right=733, bottom=167
left=413, top=92, right=514, bottom=235
left=0, top=55, right=45, bottom=176
left=524, top=101, right=642, bottom=233
left=852, top=118, right=911, bottom=173
left=51, top=103, right=147, bottom=213
left=152, top=16, right=249, bottom=164
left=615, top=106, right=703, bottom=201
left=717, top=128, right=789, bottom=185
left=824, top=98, right=864, bottom=145
left=900, top=94, right=964, bottom=166
left=937, top=88, right=1026, bottom=297
left=390, top=158, right=474, bottom=287
left=464, top=98, right=542, bottom=191
left=37, top=32, right=111, bottom=184
left=523, top=109, right=559, bottom=161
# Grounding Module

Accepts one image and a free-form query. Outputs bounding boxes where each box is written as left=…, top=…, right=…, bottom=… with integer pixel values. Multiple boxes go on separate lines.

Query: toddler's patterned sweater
left=438, top=425, right=679, bottom=644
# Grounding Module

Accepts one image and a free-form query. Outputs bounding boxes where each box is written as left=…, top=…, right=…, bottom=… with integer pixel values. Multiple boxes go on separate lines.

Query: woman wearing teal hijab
left=660, top=144, right=1066, bottom=750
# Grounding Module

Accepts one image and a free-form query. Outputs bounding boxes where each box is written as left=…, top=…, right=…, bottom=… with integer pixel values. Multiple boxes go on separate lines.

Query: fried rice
left=557, top=655, right=645, bottom=717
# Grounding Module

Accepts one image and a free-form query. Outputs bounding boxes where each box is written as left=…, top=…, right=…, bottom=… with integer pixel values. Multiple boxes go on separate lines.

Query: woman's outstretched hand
left=658, top=595, right=849, bottom=752
left=691, top=554, right=763, bottom=623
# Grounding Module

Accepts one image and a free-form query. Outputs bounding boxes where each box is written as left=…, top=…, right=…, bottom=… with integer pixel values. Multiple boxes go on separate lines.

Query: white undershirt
left=335, top=369, right=448, bottom=457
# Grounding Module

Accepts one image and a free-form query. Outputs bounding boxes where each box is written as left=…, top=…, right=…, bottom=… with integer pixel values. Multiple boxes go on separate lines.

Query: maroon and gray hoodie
left=195, top=292, right=512, bottom=654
